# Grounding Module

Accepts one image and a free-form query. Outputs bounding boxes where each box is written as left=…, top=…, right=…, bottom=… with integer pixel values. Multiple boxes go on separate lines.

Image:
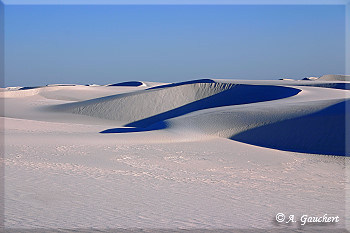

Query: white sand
left=2, top=78, right=349, bottom=231
left=318, top=75, right=350, bottom=81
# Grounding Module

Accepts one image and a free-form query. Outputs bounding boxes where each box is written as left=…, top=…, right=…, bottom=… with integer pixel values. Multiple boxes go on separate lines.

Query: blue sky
left=4, top=4, right=345, bottom=86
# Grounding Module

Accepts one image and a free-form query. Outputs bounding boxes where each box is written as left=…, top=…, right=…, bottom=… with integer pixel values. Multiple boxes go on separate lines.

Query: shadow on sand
left=147, top=79, right=215, bottom=90
left=230, top=100, right=349, bottom=156
left=108, top=81, right=144, bottom=87
left=100, top=121, right=167, bottom=134
left=19, top=86, right=42, bottom=90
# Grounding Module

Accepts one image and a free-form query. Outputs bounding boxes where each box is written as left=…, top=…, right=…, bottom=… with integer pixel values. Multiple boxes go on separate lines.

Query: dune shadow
left=147, top=79, right=215, bottom=90
left=19, top=86, right=42, bottom=90
left=100, top=121, right=167, bottom=134
left=126, top=84, right=301, bottom=128
left=230, top=100, right=349, bottom=156
left=108, top=81, right=143, bottom=87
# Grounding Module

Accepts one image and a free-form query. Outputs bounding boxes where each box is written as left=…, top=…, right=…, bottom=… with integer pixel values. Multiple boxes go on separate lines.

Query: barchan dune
left=2, top=77, right=349, bottom=230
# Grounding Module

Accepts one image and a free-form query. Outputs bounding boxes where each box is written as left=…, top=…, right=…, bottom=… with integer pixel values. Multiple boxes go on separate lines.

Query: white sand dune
left=1, top=82, right=154, bottom=100
left=318, top=74, right=350, bottom=81
left=49, top=80, right=300, bottom=125
left=41, top=78, right=349, bottom=156
left=166, top=98, right=347, bottom=155
left=49, top=80, right=237, bottom=123
left=2, top=76, right=349, bottom=230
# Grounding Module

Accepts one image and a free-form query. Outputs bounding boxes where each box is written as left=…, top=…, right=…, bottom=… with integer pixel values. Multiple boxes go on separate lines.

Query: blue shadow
left=19, top=86, right=42, bottom=90
left=108, top=81, right=143, bottom=87
left=230, top=100, right=349, bottom=156
left=100, top=121, right=167, bottom=134
left=147, top=79, right=215, bottom=90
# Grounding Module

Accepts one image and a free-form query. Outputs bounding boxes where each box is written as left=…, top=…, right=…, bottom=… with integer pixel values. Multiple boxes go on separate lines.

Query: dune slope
left=44, top=78, right=347, bottom=156
left=231, top=100, right=348, bottom=155
left=50, top=80, right=300, bottom=127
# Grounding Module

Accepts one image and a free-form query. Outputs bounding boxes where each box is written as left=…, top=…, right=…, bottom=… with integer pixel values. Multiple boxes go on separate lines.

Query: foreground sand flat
left=1, top=77, right=349, bottom=231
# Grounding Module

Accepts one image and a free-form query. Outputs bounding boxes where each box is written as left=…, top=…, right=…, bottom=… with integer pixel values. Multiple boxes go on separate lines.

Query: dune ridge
left=49, top=81, right=235, bottom=122
left=49, top=78, right=348, bottom=156
left=5, top=77, right=348, bottom=156
left=318, top=74, right=350, bottom=81
left=49, top=80, right=301, bottom=126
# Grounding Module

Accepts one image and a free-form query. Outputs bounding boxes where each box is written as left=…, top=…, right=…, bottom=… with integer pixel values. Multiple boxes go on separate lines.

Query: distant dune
left=318, top=74, right=350, bottom=81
